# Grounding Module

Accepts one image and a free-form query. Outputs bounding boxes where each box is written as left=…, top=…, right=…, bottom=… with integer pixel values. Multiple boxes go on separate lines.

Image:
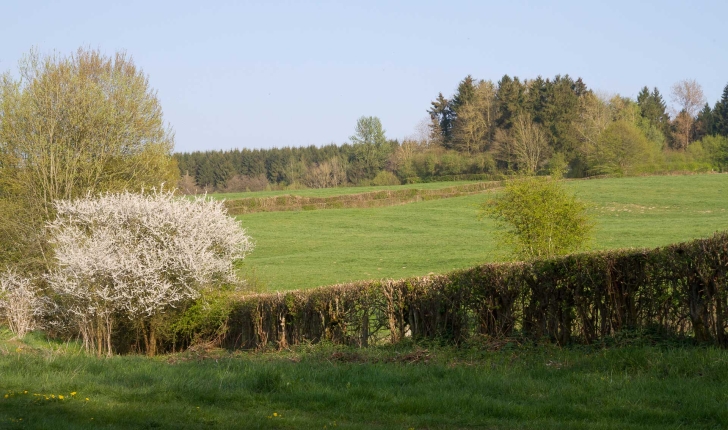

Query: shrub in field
left=371, top=170, right=401, bottom=186
left=0, top=270, right=43, bottom=339
left=45, top=189, right=254, bottom=356
left=480, top=176, right=594, bottom=259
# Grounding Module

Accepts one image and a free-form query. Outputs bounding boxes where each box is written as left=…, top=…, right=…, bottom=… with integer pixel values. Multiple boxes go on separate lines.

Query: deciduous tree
left=0, top=48, right=178, bottom=270
left=480, top=177, right=593, bottom=260
left=670, top=79, right=706, bottom=149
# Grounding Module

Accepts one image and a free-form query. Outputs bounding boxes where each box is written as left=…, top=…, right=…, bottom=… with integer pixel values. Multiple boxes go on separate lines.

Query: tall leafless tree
left=670, top=79, right=706, bottom=150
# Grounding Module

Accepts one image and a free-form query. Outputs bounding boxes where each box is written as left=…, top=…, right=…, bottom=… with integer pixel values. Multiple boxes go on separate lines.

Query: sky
left=1, top=0, right=727, bottom=153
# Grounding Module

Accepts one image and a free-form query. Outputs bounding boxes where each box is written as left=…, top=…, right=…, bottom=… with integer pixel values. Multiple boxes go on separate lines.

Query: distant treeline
left=175, top=74, right=728, bottom=193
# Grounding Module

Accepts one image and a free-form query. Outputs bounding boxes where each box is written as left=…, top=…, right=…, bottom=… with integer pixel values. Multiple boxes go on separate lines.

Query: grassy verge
left=1, top=330, right=726, bottom=429
left=240, top=173, right=728, bottom=290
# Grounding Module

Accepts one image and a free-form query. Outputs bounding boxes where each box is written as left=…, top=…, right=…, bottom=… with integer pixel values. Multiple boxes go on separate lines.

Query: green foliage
left=590, top=120, right=655, bottom=175
left=692, top=135, right=728, bottom=170
left=480, top=177, right=593, bottom=259
left=162, top=288, right=236, bottom=350
left=0, top=48, right=177, bottom=270
left=370, top=170, right=400, bottom=186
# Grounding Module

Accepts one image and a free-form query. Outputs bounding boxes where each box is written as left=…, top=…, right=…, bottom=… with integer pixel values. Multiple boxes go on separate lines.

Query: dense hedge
left=224, top=181, right=503, bottom=215
left=225, top=232, right=728, bottom=349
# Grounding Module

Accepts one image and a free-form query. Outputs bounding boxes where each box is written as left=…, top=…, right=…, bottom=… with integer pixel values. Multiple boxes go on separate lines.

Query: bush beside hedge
left=225, top=232, right=728, bottom=349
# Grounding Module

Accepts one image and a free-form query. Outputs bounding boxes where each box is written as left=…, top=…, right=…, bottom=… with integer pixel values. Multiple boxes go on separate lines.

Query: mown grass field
left=238, top=174, right=728, bottom=291
left=2, top=331, right=727, bottom=430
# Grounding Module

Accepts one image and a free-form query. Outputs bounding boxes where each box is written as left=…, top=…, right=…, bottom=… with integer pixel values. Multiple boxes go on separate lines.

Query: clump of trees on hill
left=176, top=75, right=728, bottom=193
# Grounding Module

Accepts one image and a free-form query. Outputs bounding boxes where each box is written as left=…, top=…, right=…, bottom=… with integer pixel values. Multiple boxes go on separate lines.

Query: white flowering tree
left=46, top=189, right=254, bottom=356
left=0, top=270, right=43, bottom=339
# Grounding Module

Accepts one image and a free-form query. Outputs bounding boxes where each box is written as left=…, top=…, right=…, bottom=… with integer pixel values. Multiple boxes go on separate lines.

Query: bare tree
left=575, top=92, right=612, bottom=156
left=671, top=79, right=706, bottom=149
left=451, top=81, right=496, bottom=154
left=505, top=114, right=550, bottom=174
left=303, top=157, right=347, bottom=188
left=0, top=270, right=43, bottom=339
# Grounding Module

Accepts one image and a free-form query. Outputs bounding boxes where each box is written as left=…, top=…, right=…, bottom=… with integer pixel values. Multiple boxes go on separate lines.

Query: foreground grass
left=241, top=173, right=728, bottom=290
left=1, top=331, right=726, bottom=429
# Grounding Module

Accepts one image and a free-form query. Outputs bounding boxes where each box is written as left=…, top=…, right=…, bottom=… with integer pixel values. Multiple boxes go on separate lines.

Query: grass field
left=238, top=174, right=728, bottom=291
left=2, top=331, right=727, bottom=430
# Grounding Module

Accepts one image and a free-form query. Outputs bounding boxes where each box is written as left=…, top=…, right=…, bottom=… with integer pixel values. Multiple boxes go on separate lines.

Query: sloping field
left=238, top=174, right=728, bottom=291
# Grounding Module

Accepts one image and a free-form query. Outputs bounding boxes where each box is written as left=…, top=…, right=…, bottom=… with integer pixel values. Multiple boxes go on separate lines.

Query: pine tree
left=496, top=75, right=524, bottom=130
left=695, top=104, right=714, bottom=141
left=428, top=93, right=453, bottom=146
left=637, top=87, right=670, bottom=137
left=451, top=75, right=477, bottom=112
left=713, top=83, right=728, bottom=137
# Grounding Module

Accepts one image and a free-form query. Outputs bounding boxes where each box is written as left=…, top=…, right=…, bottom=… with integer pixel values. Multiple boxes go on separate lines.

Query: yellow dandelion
left=273, top=412, right=278, bottom=417
left=3, top=394, right=7, bottom=399
left=23, top=391, right=28, bottom=394
left=85, top=398, right=89, bottom=401
left=59, top=395, right=64, bottom=400
left=51, top=395, right=55, bottom=399
left=71, top=392, right=77, bottom=396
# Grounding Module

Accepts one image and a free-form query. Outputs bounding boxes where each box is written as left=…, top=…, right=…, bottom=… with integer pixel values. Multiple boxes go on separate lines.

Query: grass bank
left=1, top=331, right=726, bottom=429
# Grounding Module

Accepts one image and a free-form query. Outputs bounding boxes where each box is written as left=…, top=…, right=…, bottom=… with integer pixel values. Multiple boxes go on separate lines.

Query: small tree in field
left=46, top=189, right=254, bottom=356
left=480, top=177, right=593, bottom=260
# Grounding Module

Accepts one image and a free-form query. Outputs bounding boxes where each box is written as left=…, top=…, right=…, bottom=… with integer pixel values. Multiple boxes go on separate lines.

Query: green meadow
left=238, top=174, right=728, bottom=291
left=2, top=331, right=728, bottom=430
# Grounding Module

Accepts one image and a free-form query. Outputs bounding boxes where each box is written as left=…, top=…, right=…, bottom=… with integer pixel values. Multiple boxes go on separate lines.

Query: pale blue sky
left=2, top=0, right=726, bottom=153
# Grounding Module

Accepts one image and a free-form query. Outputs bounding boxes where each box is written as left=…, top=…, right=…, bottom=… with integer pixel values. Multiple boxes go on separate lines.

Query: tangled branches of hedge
left=226, top=232, right=728, bottom=349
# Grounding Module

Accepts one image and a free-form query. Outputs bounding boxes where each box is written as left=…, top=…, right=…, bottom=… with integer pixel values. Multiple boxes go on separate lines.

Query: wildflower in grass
left=85, top=398, right=89, bottom=401
left=70, top=392, right=76, bottom=396
left=58, top=395, right=64, bottom=400
left=23, top=391, right=27, bottom=394
left=273, top=412, right=278, bottom=417
left=3, top=394, right=7, bottom=399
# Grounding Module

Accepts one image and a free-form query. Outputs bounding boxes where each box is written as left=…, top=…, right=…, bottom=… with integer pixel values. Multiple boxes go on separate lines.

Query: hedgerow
left=226, top=232, right=728, bottom=349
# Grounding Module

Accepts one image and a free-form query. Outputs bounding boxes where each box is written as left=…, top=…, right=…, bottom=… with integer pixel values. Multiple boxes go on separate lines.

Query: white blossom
left=45, top=189, right=253, bottom=353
